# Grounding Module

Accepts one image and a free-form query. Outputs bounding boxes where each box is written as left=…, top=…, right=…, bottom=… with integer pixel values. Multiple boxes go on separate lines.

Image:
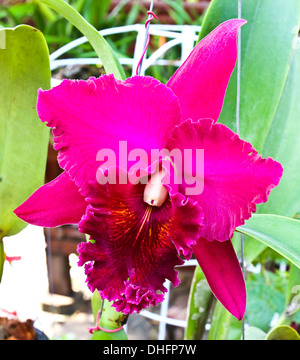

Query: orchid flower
left=14, top=20, right=283, bottom=320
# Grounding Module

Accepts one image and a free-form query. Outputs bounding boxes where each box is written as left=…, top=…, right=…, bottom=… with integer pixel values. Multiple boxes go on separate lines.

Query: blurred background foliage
left=0, top=0, right=208, bottom=81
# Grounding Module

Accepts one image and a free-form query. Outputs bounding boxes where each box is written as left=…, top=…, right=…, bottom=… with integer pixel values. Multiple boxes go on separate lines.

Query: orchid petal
left=77, top=169, right=202, bottom=314
left=166, top=119, right=283, bottom=241
left=193, top=238, right=246, bottom=320
left=167, top=19, right=246, bottom=123
left=37, top=75, right=181, bottom=188
left=14, top=172, right=86, bottom=227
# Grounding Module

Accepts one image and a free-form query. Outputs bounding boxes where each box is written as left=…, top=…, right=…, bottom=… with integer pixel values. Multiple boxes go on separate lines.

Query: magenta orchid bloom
left=14, top=20, right=283, bottom=320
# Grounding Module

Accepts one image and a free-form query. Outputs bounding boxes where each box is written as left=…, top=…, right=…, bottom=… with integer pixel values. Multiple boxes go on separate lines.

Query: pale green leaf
left=245, top=326, right=267, bottom=340
left=0, top=25, right=50, bottom=238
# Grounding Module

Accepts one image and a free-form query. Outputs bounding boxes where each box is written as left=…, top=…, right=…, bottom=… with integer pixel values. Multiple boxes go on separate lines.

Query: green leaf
left=199, top=0, right=300, bottom=263
left=259, top=44, right=300, bottom=217
left=244, top=327, right=267, bottom=340
left=208, top=268, right=292, bottom=340
left=91, top=289, right=102, bottom=323
left=285, top=265, right=300, bottom=312
left=242, top=39, right=300, bottom=262
left=0, top=25, right=50, bottom=238
left=207, top=301, right=242, bottom=340
left=237, top=215, right=300, bottom=269
left=198, top=1, right=300, bottom=339
left=273, top=265, right=300, bottom=327
left=39, top=0, right=126, bottom=80
left=185, top=266, right=215, bottom=340
left=35, top=1, right=58, bottom=22
left=199, top=0, right=300, bottom=152
left=266, top=325, right=300, bottom=340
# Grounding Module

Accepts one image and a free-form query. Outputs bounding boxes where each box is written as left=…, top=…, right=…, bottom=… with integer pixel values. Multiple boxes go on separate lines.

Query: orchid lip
left=143, top=170, right=168, bottom=207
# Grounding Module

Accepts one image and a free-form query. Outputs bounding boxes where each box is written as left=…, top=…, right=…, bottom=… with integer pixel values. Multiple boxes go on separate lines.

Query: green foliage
left=199, top=0, right=300, bottom=152
left=186, top=0, right=300, bottom=340
left=91, top=288, right=102, bottom=323
left=0, top=25, right=50, bottom=238
left=0, top=24, right=50, bottom=280
left=208, top=301, right=242, bottom=340
left=185, top=266, right=215, bottom=340
left=0, top=1, right=115, bottom=47
left=199, top=0, right=300, bottom=265
left=244, top=327, right=267, bottom=340
left=241, top=39, right=300, bottom=263
left=39, top=0, right=125, bottom=80
left=285, top=265, right=300, bottom=312
left=237, top=215, right=300, bottom=270
left=207, top=267, right=300, bottom=340
left=246, top=270, right=288, bottom=332
left=0, top=1, right=204, bottom=82
left=0, top=1, right=200, bottom=51
left=245, top=325, right=300, bottom=340
left=162, top=0, right=194, bottom=25
left=259, top=43, right=300, bottom=218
